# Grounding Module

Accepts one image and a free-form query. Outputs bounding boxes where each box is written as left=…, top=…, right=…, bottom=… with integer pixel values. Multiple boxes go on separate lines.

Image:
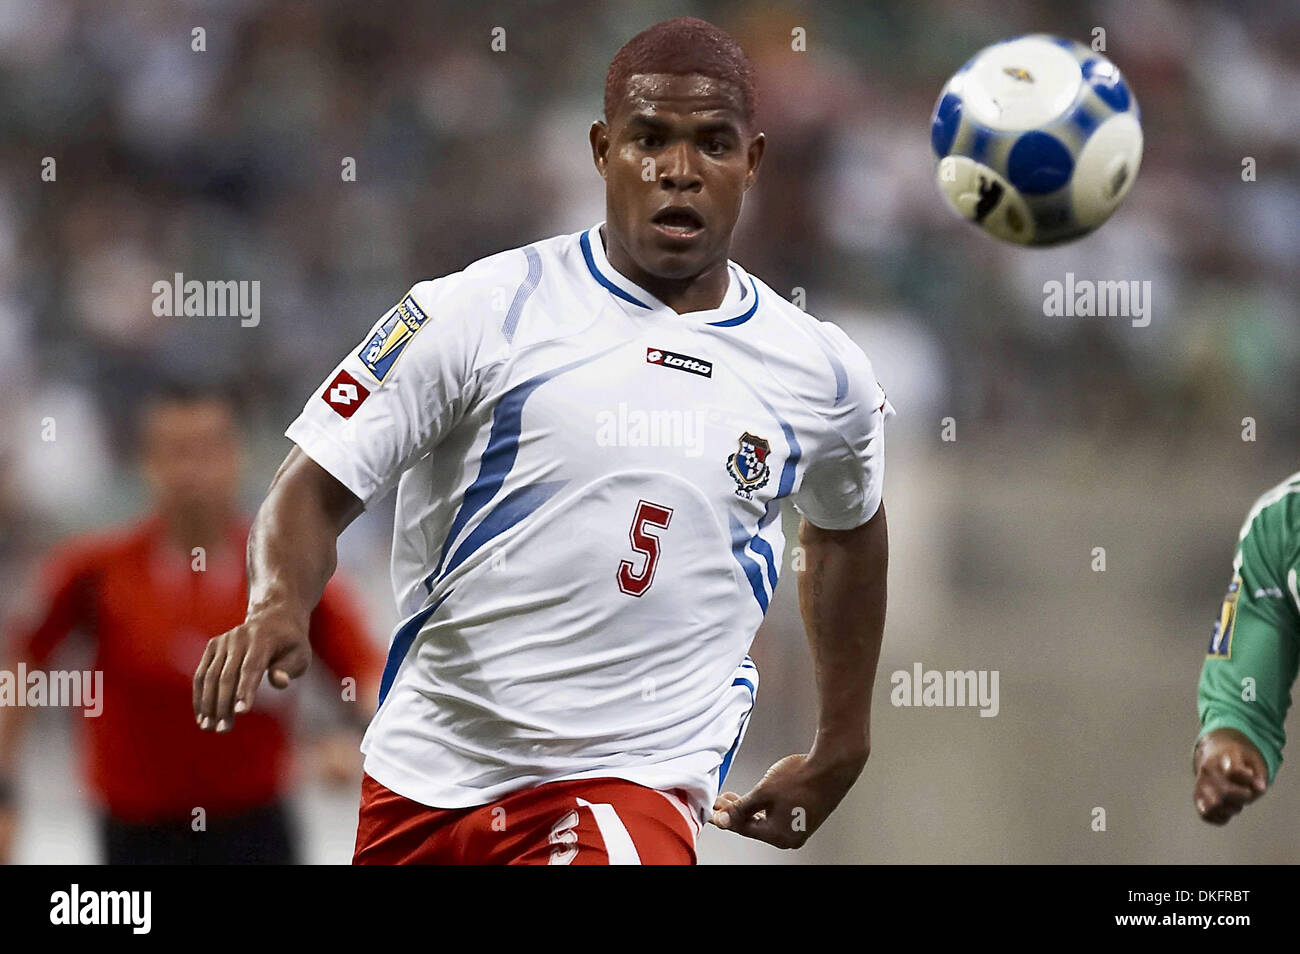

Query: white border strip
left=576, top=798, right=642, bottom=865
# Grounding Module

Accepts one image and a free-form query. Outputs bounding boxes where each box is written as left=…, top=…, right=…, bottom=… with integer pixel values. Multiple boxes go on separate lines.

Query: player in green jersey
left=1194, top=471, right=1300, bottom=824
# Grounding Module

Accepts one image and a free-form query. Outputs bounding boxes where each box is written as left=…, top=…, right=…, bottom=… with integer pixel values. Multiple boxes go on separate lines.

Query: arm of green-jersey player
left=1194, top=490, right=1300, bottom=824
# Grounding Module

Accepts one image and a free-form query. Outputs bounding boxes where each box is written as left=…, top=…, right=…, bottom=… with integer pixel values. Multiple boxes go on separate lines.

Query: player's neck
left=600, top=224, right=730, bottom=315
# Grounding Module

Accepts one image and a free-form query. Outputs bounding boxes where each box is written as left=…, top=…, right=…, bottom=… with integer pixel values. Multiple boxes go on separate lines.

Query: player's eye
left=637, top=134, right=662, bottom=149
left=702, top=138, right=731, bottom=156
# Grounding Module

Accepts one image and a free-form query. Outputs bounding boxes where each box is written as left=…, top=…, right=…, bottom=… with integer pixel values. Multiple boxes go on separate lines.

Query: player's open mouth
left=650, top=206, right=705, bottom=239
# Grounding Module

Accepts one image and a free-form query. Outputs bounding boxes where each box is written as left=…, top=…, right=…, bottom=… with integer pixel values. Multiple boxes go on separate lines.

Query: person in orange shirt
left=0, top=384, right=382, bottom=864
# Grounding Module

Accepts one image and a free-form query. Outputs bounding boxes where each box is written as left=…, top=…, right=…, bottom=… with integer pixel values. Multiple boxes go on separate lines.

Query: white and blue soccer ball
left=929, top=34, right=1142, bottom=246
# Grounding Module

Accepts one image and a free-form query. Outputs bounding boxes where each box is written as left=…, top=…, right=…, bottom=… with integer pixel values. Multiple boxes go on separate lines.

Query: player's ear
left=590, top=120, right=610, bottom=178
left=744, top=131, right=765, bottom=191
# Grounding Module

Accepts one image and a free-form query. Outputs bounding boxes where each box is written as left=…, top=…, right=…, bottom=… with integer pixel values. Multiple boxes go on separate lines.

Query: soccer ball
left=929, top=35, right=1142, bottom=246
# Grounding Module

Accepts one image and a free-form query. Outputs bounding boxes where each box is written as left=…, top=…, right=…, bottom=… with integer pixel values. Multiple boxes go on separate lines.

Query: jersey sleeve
left=285, top=271, right=511, bottom=508
left=1197, top=499, right=1300, bottom=784
left=789, top=322, right=895, bottom=531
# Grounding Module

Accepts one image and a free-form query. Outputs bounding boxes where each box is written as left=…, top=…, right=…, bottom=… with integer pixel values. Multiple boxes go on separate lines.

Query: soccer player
left=0, top=385, right=382, bottom=864
left=1194, top=470, right=1300, bottom=824
left=194, top=16, right=894, bottom=864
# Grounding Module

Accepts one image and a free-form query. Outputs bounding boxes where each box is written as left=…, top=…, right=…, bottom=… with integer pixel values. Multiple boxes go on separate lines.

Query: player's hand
left=1193, top=728, right=1268, bottom=825
left=193, top=608, right=311, bottom=733
left=710, top=749, right=866, bottom=849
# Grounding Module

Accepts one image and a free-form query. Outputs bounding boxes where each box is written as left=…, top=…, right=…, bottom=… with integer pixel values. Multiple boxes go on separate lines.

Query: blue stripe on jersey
left=749, top=533, right=780, bottom=589
left=773, top=416, right=802, bottom=497
left=428, top=382, right=546, bottom=586
left=427, top=346, right=621, bottom=592
left=729, top=512, right=770, bottom=614
left=728, top=402, right=801, bottom=610
left=503, top=247, right=542, bottom=343
left=378, top=589, right=454, bottom=707
left=707, top=277, right=760, bottom=326
left=720, top=665, right=758, bottom=785
left=719, top=706, right=753, bottom=787
left=751, top=408, right=803, bottom=530
left=738, top=383, right=802, bottom=508
left=441, top=479, right=568, bottom=578
left=580, top=230, right=651, bottom=309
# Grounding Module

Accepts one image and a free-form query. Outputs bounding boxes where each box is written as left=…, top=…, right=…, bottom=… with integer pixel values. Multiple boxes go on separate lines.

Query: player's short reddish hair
left=604, top=17, right=757, bottom=129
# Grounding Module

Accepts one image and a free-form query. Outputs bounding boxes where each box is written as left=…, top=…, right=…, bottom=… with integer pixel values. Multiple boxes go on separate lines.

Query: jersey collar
left=580, top=222, right=759, bottom=327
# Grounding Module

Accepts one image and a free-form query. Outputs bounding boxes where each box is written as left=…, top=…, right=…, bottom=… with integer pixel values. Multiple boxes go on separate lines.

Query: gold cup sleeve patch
left=1206, top=573, right=1241, bottom=658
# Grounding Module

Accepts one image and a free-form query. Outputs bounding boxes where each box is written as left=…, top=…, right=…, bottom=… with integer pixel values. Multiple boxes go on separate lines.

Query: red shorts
left=353, top=773, right=701, bottom=865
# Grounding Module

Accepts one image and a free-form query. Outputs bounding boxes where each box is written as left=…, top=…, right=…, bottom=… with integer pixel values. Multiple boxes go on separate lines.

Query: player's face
left=141, top=401, right=242, bottom=517
left=593, top=72, right=764, bottom=280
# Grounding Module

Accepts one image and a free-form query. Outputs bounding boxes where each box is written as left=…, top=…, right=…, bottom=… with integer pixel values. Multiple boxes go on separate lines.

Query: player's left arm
left=714, top=323, right=891, bottom=849
left=713, top=505, right=887, bottom=848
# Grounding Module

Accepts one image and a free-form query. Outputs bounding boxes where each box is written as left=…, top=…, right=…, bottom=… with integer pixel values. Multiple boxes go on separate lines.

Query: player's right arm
left=193, top=448, right=362, bottom=732
left=1193, top=486, right=1300, bottom=824
left=195, top=272, right=506, bottom=732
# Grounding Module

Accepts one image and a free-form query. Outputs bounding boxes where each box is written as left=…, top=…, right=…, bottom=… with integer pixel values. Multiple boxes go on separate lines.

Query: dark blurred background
left=2, top=0, right=1298, bottom=862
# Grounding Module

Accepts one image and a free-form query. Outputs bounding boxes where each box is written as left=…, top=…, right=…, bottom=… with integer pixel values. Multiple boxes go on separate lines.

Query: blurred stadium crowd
left=0, top=0, right=1297, bottom=862
left=2, top=0, right=1296, bottom=542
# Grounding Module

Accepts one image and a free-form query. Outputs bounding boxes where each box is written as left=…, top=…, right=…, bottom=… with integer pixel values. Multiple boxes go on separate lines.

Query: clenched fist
left=1193, top=728, right=1268, bottom=825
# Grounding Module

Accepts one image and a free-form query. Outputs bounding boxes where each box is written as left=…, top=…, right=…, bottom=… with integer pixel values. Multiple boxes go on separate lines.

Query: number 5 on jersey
left=617, top=500, right=673, bottom=597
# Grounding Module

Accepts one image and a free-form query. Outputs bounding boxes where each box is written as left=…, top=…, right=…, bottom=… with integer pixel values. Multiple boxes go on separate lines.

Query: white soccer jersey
left=286, top=222, right=894, bottom=824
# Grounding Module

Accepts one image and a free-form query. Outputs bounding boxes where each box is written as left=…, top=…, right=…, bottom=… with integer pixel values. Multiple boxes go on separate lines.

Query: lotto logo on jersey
left=726, top=431, right=772, bottom=499
left=1206, top=574, right=1241, bottom=658
left=646, top=347, right=713, bottom=378
left=323, top=369, right=370, bottom=418
left=359, top=295, right=429, bottom=382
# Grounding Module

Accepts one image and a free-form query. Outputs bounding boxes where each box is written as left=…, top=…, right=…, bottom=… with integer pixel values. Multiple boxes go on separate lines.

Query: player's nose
left=658, top=141, right=702, bottom=192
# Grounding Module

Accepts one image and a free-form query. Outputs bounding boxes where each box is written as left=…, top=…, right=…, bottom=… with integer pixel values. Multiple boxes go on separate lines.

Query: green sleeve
left=1197, top=494, right=1300, bottom=784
